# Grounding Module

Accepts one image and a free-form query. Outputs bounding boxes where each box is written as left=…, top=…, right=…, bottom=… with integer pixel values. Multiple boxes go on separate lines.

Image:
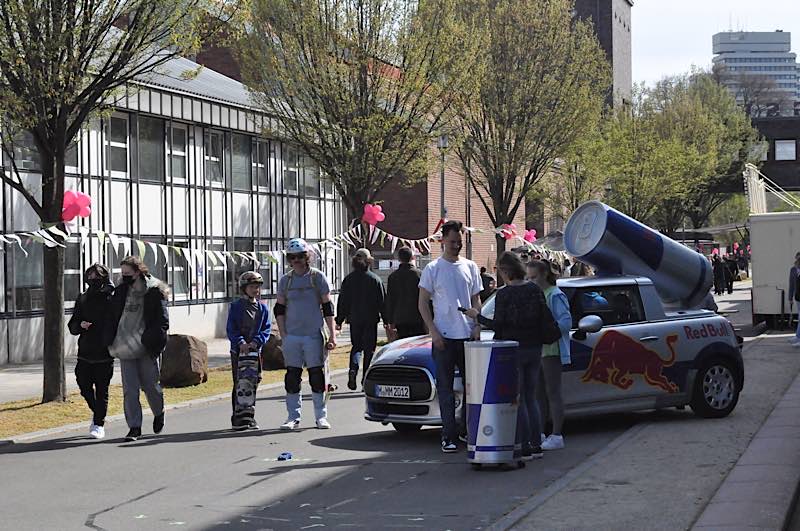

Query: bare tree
left=713, top=63, right=793, bottom=117
left=0, top=0, right=239, bottom=402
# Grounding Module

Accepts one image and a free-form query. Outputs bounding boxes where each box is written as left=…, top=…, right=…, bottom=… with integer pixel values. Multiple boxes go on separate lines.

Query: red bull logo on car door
left=581, top=330, right=680, bottom=393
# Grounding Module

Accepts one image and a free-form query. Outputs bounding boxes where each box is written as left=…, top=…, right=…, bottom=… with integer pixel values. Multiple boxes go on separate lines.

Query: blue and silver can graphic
left=564, top=201, right=712, bottom=308
left=465, top=340, right=519, bottom=464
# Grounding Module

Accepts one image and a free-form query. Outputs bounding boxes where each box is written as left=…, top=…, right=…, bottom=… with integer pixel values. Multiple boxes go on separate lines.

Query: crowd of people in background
left=68, top=226, right=580, bottom=453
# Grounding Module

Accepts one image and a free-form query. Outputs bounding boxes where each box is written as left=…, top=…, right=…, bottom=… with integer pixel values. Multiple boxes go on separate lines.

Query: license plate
left=375, top=385, right=410, bottom=399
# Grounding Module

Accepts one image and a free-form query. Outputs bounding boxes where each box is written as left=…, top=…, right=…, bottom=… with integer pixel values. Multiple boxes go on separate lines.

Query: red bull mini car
left=364, top=276, right=744, bottom=433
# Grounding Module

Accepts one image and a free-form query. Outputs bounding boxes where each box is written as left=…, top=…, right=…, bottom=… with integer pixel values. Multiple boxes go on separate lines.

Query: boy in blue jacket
left=227, top=271, right=272, bottom=430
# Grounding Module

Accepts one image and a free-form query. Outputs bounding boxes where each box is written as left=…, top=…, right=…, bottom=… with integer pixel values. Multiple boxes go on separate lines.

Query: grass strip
left=0, top=349, right=352, bottom=440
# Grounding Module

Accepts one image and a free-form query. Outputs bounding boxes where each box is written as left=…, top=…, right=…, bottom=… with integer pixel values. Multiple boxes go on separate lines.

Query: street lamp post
left=438, top=135, right=449, bottom=221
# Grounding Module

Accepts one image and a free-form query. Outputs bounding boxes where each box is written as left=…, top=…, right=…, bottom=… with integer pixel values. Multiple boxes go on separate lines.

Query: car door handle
left=639, top=336, right=659, bottom=342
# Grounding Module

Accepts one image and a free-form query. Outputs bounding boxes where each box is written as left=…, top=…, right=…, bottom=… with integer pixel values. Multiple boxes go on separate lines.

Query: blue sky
left=633, top=0, right=800, bottom=86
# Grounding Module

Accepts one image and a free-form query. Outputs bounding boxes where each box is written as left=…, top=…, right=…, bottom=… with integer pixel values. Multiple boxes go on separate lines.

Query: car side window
left=570, top=286, right=645, bottom=327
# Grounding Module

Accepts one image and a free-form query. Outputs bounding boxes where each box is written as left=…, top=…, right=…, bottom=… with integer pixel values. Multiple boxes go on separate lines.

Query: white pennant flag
left=5, top=234, right=27, bottom=257
left=135, top=239, right=146, bottom=260
left=214, top=251, right=227, bottom=267
left=206, top=250, right=218, bottom=266
left=78, top=226, right=90, bottom=247
left=370, top=226, right=380, bottom=245
left=107, top=233, right=119, bottom=255
left=391, top=235, right=399, bottom=254
left=148, top=242, right=159, bottom=266
left=158, top=244, right=170, bottom=264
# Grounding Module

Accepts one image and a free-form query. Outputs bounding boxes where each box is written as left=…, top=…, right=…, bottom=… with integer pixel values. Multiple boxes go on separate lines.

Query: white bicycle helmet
left=238, top=271, right=264, bottom=289
left=285, top=238, right=309, bottom=254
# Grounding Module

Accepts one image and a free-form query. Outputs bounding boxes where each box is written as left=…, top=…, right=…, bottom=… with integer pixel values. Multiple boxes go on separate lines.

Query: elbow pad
left=274, top=303, right=287, bottom=316
left=322, top=301, right=334, bottom=317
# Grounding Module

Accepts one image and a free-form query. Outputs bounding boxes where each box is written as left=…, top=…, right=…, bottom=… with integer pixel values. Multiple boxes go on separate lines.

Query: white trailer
left=750, top=211, right=800, bottom=328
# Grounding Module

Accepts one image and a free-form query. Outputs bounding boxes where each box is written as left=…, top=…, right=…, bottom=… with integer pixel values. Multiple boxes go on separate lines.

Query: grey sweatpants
left=120, top=356, right=164, bottom=429
left=537, top=356, right=565, bottom=435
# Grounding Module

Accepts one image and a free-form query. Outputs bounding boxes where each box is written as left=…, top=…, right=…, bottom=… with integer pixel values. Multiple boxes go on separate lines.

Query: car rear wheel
left=392, top=422, right=422, bottom=434
left=690, top=357, right=740, bottom=418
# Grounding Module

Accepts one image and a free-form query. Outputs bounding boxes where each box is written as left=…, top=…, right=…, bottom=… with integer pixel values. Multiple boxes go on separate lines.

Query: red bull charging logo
left=581, top=331, right=679, bottom=393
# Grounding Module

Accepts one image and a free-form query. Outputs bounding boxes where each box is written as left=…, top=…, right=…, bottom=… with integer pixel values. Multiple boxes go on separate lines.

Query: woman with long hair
left=465, top=251, right=549, bottom=460
left=527, top=259, right=572, bottom=450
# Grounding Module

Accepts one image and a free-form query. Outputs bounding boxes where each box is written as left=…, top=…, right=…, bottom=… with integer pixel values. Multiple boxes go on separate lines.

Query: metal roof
left=136, top=55, right=255, bottom=109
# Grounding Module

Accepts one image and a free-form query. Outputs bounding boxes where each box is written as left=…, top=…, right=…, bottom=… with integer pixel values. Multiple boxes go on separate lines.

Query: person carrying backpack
left=68, top=263, right=115, bottom=440
left=226, top=271, right=272, bottom=430
left=465, top=251, right=558, bottom=461
left=527, top=259, right=572, bottom=451
left=274, top=238, right=337, bottom=430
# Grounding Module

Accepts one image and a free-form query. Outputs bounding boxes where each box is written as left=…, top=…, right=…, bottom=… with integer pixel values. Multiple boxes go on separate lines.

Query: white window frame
left=105, top=113, right=129, bottom=179
left=204, top=129, right=225, bottom=187
left=169, top=239, right=191, bottom=302
left=283, top=145, right=299, bottom=194
left=253, top=139, right=269, bottom=191
left=207, top=240, right=228, bottom=299
left=775, top=139, right=797, bottom=161
left=168, top=122, right=188, bottom=183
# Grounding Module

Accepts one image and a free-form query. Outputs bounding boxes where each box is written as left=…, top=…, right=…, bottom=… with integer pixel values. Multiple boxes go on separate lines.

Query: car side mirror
left=572, top=315, right=603, bottom=340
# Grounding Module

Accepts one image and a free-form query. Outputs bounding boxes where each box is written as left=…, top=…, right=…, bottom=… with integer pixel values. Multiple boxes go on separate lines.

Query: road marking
left=325, top=498, right=356, bottom=510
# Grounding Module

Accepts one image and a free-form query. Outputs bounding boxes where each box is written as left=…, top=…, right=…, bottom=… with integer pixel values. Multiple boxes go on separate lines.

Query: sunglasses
left=287, top=253, right=306, bottom=261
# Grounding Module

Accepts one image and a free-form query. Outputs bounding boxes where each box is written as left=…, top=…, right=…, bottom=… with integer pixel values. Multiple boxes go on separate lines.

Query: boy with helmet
left=274, top=238, right=337, bottom=430
left=226, top=271, right=272, bottom=430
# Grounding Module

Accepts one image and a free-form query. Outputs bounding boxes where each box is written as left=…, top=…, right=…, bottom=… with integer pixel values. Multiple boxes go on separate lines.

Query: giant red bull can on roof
left=564, top=201, right=712, bottom=308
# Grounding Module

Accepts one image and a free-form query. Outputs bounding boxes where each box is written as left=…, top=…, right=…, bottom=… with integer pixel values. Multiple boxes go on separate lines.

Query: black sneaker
left=247, top=419, right=260, bottom=430
left=153, top=413, right=165, bottom=434
left=124, top=428, right=142, bottom=442
left=458, top=434, right=468, bottom=444
left=347, top=370, right=357, bottom=391
left=441, top=439, right=458, bottom=453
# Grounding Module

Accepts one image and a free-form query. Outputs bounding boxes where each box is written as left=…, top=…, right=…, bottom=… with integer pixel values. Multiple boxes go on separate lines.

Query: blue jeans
left=433, top=338, right=467, bottom=442
left=516, top=347, right=543, bottom=447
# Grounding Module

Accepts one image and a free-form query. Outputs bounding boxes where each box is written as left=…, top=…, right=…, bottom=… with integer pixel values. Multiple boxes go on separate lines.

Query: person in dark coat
left=68, top=263, right=115, bottom=440
left=724, top=254, right=739, bottom=294
left=712, top=254, right=728, bottom=296
left=105, top=255, right=170, bottom=442
left=336, top=248, right=387, bottom=390
left=385, top=246, right=427, bottom=340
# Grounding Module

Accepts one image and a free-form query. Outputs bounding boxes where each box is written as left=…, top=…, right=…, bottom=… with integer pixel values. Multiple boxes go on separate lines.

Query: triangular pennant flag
left=34, top=230, right=64, bottom=248
left=368, top=224, right=375, bottom=242
left=370, top=226, right=380, bottom=245
left=136, top=239, right=147, bottom=260
left=148, top=242, right=159, bottom=266
left=6, top=234, right=27, bottom=257
left=46, top=225, right=70, bottom=243
left=379, top=231, right=386, bottom=247
left=158, top=244, right=169, bottom=264
left=214, top=251, right=227, bottom=267
left=391, top=235, right=399, bottom=254
left=95, top=230, right=106, bottom=248
left=206, top=250, right=218, bottom=266
left=107, top=233, right=119, bottom=254
left=78, top=226, right=90, bottom=247
left=180, top=246, right=193, bottom=266
left=121, top=237, right=132, bottom=258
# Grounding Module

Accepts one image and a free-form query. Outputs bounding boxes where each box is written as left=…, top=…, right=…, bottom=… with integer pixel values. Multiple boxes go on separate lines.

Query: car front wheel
left=690, top=357, right=740, bottom=418
left=392, top=422, right=422, bottom=434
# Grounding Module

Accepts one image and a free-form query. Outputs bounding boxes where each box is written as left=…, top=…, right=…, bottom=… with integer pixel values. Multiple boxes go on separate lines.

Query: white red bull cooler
left=465, top=340, right=523, bottom=469
left=564, top=201, right=713, bottom=308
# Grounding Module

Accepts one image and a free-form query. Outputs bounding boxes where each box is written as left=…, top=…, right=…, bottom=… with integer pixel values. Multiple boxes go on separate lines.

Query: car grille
left=365, top=366, right=432, bottom=401
left=369, top=402, right=430, bottom=416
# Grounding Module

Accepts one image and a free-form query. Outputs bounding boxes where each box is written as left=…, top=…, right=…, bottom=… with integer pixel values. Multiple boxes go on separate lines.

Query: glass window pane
left=231, top=133, right=251, bottom=190
left=170, top=155, right=186, bottom=180
left=284, top=146, right=298, bottom=192
left=66, top=141, right=78, bottom=168
left=65, top=242, right=80, bottom=270
left=65, top=274, right=81, bottom=303
left=169, top=246, right=189, bottom=296
left=139, top=116, right=165, bottom=182
left=205, top=131, right=223, bottom=183
left=107, top=146, right=127, bottom=172
left=775, top=140, right=796, bottom=161
left=304, top=156, right=320, bottom=196
left=12, top=130, right=41, bottom=171
left=171, top=127, right=186, bottom=152
left=13, top=237, right=43, bottom=311
left=109, top=117, right=127, bottom=143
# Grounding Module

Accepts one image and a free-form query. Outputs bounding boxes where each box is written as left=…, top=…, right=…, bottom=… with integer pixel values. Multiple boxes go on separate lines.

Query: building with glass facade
left=0, top=57, right=349, bottom=365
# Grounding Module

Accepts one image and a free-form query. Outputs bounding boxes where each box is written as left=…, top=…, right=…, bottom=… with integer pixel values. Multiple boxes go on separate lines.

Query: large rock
left=161, top=334, right=209, bottom=387
left=260, top=332, right=285, bottom=370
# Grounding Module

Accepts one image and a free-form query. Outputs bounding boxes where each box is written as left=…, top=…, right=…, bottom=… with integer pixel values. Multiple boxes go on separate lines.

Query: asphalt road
left=0, top=282, right=778, bottom=531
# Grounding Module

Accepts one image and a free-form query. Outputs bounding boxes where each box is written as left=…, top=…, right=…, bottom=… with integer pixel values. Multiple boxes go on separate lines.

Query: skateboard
left=232, top=352, right=261, bottom=429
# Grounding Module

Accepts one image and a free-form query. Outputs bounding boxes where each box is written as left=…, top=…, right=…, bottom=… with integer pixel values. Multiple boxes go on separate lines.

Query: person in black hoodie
left=385, top=246, right=426, bottom=340
left=105, top=255, right=170, bottom=442
left=465, top=251, right=548, bottom=461
left=336, top=248, right=387, bottom=390
left=68, top=264, right=115, bottom=440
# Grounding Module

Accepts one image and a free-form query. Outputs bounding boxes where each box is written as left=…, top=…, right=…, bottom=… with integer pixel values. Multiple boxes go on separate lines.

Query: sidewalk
left=0, top=324, right=382, bottom=404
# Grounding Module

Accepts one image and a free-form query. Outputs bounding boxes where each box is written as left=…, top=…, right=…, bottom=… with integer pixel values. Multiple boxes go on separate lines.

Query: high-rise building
left=712, top=31, right=799, bottom=116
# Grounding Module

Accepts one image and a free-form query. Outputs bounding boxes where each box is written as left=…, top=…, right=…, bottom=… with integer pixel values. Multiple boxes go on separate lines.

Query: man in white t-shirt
left=418, top=220, right=482, bottom=453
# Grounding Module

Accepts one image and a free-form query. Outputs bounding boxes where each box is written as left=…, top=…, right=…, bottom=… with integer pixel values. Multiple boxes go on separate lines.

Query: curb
left=2, top=367, right=350, bottom=444
left=691, top=368, right=800, bottom=530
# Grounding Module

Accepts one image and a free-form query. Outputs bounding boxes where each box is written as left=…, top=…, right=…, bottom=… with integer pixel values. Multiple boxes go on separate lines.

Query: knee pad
left=308, top=366, right=326, bottom=393
left=284, top=366, right=302, bottom=394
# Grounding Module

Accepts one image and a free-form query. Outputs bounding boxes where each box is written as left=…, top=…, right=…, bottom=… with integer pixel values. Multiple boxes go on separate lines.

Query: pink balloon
left=523, top=229, right=537, bottom=243
left=78, top=205, right=91, bottom=218
left=63, top=190, right=78, bottom=207
left=361, top=204, right=386, bottom=226
left=75, top=191, right=91, bottom=208
left=62, top=203, right=80, bottom=222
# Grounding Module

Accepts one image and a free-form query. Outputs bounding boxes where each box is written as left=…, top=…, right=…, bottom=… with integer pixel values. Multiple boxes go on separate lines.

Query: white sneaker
left=280, top=418, right=301, bottom=430
left=90, top=425, right=105, bottom=440
left=541, top=434, right=565, bottom=450
left=788, top=337, right=800, bottom=344
left=316, top=418, right=331, bottom=429
left=541, top=433, right=546, bottom=444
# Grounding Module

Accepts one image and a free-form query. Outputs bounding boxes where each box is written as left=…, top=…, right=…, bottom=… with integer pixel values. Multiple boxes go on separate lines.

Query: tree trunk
left=495, top=232, right=507, bottom=285
left=41, top=146, right=67, bottom=403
